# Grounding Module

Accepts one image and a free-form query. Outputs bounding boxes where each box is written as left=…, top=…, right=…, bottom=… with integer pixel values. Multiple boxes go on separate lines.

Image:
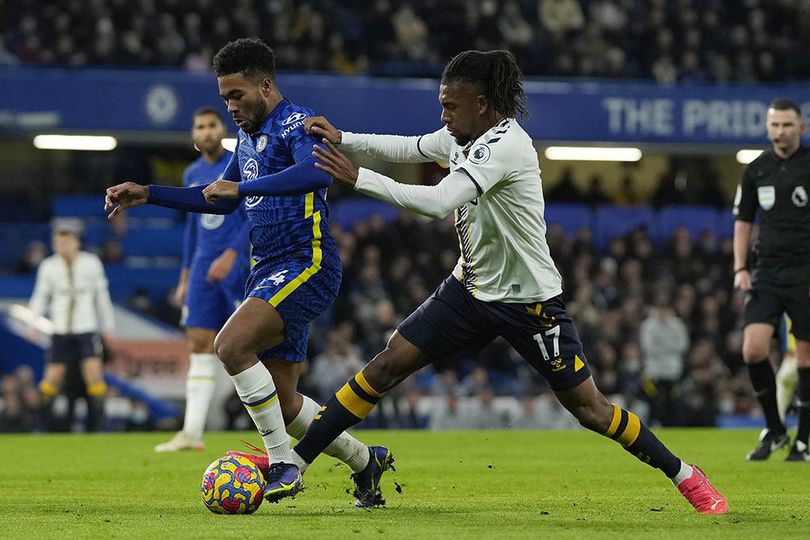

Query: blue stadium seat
left=715, top=207, right=736, bottom=239
left=0, top=223, right=50, bottom=267
left=331, top=198, right=399, bottom=229
left=52, top=195, right=105, bottom=218
left=104, top=264, right=181, bottom=301
left=594, top=206, right=655, bottom=251
left=656, top=205, right=718, bottom=243
left=544, top=203, right=592, bottom=237
left=120, top=227, right=185, bottom=257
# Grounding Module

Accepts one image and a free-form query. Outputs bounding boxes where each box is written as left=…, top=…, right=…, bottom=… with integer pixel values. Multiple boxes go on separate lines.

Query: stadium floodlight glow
left=222, top=138, right=237, bottom=152
left=736, top=149, right=763, bottom=164
left=33, top=134, right=118, bottom=151
left=544, top=146, right=642, bottom=162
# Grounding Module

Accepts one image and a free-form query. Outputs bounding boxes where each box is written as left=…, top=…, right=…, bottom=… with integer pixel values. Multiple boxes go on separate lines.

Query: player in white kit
left=290, top=50, right=727, bottom=514
left=28, top=222, right=115, bottom=431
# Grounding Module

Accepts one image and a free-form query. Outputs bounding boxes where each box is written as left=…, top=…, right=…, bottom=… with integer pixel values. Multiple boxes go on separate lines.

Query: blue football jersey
left=234, top=98, right=337, bottom=269
left=182, top=150, right=250, bottom=265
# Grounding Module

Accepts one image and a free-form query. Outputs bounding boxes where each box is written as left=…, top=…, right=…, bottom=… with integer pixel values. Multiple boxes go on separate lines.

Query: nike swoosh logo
left=259, top=428, right=276, bottom=436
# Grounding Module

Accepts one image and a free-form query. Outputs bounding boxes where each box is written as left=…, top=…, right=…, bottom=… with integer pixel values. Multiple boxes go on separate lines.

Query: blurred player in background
left=105, top=38, right=391, bottom=506
left=154, top=107, right=251, bottom=453
left=28, top=222, right=114, bottom=432
left=777, top=315, right=798, bottom=422
left=733, top=98, right=810, bottom=462
left=293, top=49, right=727, bottom=513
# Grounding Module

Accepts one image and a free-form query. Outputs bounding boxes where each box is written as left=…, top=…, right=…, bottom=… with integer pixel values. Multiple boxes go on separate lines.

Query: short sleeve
left=281, top=109, right=321, bottom=164
left=733, top=164, right=757, bottom=222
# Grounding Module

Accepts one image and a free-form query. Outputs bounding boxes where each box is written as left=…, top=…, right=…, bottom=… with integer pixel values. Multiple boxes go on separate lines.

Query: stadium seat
left=715, top=208, right=736, bottom=239
left=52, top=195, right=105, bottom=218
left=544, top=203, right=593, bottom=238
left=593, top=205, right=655, bottom=251
left=655, top=205, right=718, bottom=243
left=331, top=198, right=400, bottom=229
left=104, top=263, right=181, bottom=301
left=120, top=227, right=185, bottom=258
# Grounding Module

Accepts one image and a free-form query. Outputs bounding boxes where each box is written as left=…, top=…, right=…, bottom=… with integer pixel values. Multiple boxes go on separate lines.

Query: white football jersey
left=29, top=251, right=115, bottom=335
left=343, top=119, right=562, bottom=302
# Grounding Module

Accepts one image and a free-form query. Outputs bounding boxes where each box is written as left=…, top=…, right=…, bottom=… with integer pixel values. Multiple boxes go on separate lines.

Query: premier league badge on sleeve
left=791, top=185, right=808, bottom=207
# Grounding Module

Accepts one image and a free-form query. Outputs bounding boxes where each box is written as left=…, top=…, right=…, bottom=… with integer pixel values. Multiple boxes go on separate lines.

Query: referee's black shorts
left=744, top=264, right=810, bottom=341
left=397, top=276, right=592, bottom=391
left=48, top=333, right=103, bottom=364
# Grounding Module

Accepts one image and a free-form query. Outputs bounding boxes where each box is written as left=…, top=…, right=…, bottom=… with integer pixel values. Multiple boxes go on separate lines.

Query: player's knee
left=365, top=351, right=405, bottom=393
left=213, top=332, right=243, bottom=367
left=742, top=343, right=769, bottom=363
left=571, top=401, right=612, bottom=433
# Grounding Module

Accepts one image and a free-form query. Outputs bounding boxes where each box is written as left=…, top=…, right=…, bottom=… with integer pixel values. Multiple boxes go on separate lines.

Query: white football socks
left=182, top=353, right=218, bottom=441
left=230, top=362, right=292, bottom=464
left=671, top=461, right=694, bottom=485
left=287, top=394, right=370, bottom=473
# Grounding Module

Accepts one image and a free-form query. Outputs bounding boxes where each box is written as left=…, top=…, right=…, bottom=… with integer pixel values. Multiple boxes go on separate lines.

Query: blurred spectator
left=4, top=1, right=809, bottom=82
left=309, top=327, right=365, bottom=403
left=14, top=240, right=47, bottom=274
left=640, top=292, right=690, bottom=426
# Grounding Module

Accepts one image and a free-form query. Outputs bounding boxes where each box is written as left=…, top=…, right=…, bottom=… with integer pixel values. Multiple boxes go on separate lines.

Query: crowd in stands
left=3, top=0, right=810, bottom=83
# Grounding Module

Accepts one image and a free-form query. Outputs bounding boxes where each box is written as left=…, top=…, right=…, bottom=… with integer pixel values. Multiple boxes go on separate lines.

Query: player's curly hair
left=442, top=50, right=529, bottom=120
left=213, top=38, right=276, bottom=81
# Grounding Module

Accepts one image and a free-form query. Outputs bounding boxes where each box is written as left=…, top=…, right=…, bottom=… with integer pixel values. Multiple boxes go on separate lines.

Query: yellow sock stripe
left=243, top=392, right=279, bottom=411
left=86, top=382, right=107, bottom=397
left=617, top=411, right=642, bottom=446
left=335, top=383, right=375, bottom=419
left=39, top=380, right=59, bottom=398
left=269, top=192, right=323, bottom=307
left=354, top=370, right=383, bottom=398
left=604, top=404, right=622, bottom=437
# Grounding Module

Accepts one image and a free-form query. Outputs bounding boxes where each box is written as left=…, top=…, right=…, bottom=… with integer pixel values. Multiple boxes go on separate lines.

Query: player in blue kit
left=154, top=107, right=250, bottom=453
left=105, top=38, right=391, bottom=506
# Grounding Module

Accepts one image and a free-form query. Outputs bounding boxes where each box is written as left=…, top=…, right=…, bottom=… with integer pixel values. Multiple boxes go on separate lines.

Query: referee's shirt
left=733, top=146, right=810, bottom=268
left=28, top=251, right=115, bottom=335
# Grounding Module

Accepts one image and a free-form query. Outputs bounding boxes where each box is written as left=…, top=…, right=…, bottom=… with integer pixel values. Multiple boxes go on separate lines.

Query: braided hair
left=441, top=50, right=529, bottom=120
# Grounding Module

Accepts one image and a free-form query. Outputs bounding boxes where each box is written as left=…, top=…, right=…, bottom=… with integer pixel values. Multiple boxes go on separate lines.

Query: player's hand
left=105, top=182, right=149, bottom=219
left=313, top=139, right=358, bottom=188
left=25, top=326, right=38, bottom=343
left=202, top=179, right=240, bottom=204
left=734, top=269, right=752, bottom=291
left=305, top=117, right=342, bottom=145
left=207, top=249, right=236, bottom=282
left=174, top=280, right=188, bottom=305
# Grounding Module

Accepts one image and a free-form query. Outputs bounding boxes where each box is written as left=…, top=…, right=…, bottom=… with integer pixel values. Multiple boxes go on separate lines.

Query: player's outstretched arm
left=105, top=182, right=149, bottom=219
left=235, top=156, right=332, bottom=197
left=314, top=139, right=478, bottom=219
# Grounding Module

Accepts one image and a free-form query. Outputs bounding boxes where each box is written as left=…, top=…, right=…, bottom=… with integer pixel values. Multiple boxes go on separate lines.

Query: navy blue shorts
left=49, top=333, right=103, bottom=364
left=182, top=256, right=249, bottom=331
left=245, top=254, right=341, bottom=362
left=398, top=276, right=591, bottom=390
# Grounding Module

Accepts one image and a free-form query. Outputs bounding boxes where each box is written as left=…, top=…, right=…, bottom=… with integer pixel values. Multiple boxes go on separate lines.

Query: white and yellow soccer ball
left=200, top=455, right=266, bottom=514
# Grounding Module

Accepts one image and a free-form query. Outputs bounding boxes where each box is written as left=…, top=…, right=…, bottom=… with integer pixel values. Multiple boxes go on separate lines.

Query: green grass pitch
left=1, top=429, right=807, bottom=538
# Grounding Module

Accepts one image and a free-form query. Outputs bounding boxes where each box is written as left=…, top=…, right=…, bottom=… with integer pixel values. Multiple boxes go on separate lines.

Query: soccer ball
left=200, top=455, right=266, bottom=514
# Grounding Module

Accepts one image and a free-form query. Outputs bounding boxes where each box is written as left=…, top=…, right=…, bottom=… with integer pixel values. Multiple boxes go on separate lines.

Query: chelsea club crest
left=256, top=134, right=268, bottom=152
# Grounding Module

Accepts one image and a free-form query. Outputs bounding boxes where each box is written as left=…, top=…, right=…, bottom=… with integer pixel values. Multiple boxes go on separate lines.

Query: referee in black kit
left=733, top=98, right=810, bottom=462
